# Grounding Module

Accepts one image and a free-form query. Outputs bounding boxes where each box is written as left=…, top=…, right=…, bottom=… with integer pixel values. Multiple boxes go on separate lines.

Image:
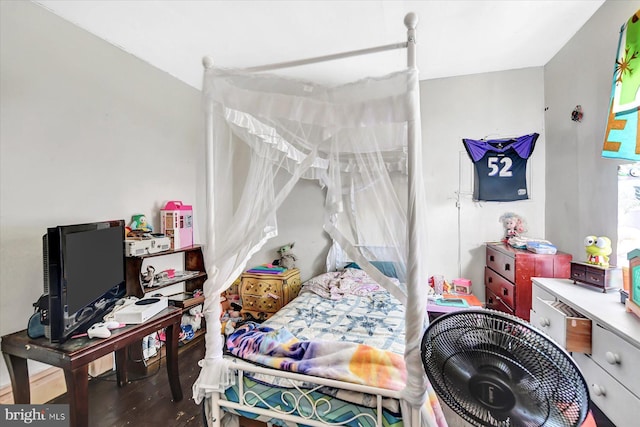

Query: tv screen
left=43, top=220, right=126, bottom=343
left=64, top=227, right=124, bottom=313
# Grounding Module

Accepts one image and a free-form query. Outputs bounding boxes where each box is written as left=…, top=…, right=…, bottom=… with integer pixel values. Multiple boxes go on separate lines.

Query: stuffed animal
left=273, top=242, right=298, bottom=269
left=181, top=304, right=204, bottom=331
left=499, top=212, right=527, bottom=241
left=585, top=235, right=612, bottom=268
left=129, top=214, right=153, bottom=232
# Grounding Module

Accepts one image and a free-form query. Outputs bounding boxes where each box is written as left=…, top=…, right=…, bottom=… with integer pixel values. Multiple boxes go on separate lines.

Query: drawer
left=485, top=267, right=515, bottom=309
left=532, top=282, right=555, bottom=303
left=486, top=246, right=515, bottom=283
left=573, top=353, right=640, bottom=427
left=570, top=263, right=587, bottom=282
left=241, top=277, right=283, bottom=297
left=485, top=287, right=514, bottom=315
left=590, top=324, right=640, bottom=397
left=241, top=294, right=282, bottom=314
left=530, top=298, right=591, bottom=353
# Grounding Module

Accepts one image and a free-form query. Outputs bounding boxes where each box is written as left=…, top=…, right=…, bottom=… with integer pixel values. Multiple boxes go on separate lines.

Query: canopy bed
left=192, top=13, right=446, bottom=427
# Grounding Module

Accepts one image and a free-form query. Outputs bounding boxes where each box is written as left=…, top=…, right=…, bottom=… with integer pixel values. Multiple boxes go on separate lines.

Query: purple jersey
left=462, top=133, right=538, bottom=201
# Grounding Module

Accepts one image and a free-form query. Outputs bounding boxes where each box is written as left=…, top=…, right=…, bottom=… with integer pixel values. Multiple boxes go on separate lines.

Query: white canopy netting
left=192, top=65, right=431, bottom=424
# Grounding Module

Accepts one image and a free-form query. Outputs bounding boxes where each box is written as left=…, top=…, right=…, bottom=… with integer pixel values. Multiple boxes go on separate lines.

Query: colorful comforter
left=226, top=323, right=407, bottom=391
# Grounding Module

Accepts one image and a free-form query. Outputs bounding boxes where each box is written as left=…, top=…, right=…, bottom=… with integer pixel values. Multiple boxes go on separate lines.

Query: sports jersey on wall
left=462, top=133, right=539, bottom=202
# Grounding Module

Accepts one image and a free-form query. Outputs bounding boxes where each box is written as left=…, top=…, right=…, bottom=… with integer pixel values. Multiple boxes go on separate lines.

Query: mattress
left=222, top=269, right=409, bottom=426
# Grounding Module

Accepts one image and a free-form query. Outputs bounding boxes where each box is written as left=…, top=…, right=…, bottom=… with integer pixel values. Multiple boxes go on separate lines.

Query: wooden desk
left=1, top=307, right=183, bottom=427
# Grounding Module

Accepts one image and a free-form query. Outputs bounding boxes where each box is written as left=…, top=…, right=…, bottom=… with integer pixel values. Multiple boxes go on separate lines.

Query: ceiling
left=34, top=0, right=605, bottom=89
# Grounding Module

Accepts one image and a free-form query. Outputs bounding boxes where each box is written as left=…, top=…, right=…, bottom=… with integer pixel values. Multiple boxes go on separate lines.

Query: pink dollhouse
left=161, top=201, right=193, bottom=250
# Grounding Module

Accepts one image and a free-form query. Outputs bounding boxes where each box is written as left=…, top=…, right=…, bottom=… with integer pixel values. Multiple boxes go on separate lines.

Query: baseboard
left=0, top=353, right=114, bottom=404
left=0, top=366, right=66, bottom=404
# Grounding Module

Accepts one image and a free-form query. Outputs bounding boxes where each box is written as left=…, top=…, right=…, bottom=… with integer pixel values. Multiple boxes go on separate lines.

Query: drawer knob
left=605, top=351, right=621, bottom=365
left=539, top=317, right=550, bottom=328
left=592, top=384, right=606, bottom=396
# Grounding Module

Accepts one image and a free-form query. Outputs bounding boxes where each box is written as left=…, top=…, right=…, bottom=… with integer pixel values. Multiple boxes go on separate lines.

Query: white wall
left=545, top=0, right=640, bottom=261
left=0, top=1, right=204, bottom=386
left=421, top=68, right=546, bottom=298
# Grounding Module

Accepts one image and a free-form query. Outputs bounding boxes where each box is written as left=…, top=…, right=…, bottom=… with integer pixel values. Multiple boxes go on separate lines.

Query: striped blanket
left=226, top=322, right=407, bottom=391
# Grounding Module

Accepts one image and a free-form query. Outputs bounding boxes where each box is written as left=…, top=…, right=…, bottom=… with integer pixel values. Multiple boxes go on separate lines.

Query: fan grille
left=422, top=309, right=589, bottom=427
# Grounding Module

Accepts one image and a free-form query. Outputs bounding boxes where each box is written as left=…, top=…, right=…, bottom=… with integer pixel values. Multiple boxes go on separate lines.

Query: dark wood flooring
left=48, top=336, right=615, bottom=427
left=50, top=338, right=207, bottom=427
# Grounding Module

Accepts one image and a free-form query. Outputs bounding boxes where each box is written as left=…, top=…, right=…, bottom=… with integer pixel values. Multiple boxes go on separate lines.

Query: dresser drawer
left=485, top=267, right=515, bottom=309
left=590, top=324, right=640, bottom=397
left=485, top=287, right=514, bottom=315
left=530, top=298, right=591, bottom=353
left=241, top=276, right=283, bottom=297
left=532, top=282, right=556, bottom=303
left=573, top=353, right=640, bottom=427
left=239, top=269, right=301, bottom=321
left=570, top=262, right=587, bottom=282
left=242, top=294, right=281, bottom=315
left=486, top=246, right=515, bottom=283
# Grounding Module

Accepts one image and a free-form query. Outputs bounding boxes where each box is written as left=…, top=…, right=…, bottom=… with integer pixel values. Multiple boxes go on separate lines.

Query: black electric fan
left=422, top=309, right=590, bottom=427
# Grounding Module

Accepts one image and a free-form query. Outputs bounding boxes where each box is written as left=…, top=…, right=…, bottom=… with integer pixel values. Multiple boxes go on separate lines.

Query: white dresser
left=531, top=278, right=640, bottom=426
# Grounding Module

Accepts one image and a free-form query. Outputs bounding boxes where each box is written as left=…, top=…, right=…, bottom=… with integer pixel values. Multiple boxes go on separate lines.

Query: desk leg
left=164, top=322, right=183, bottom=401
left=2, top=353, right=30, bottom=403
left=64, top=365, right=89, bottom=427
left=115, top=347, right=128, bottom=387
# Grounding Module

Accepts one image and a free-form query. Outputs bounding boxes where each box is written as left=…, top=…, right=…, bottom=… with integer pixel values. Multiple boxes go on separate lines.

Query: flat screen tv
left=42, top=219, right=126, bottom=343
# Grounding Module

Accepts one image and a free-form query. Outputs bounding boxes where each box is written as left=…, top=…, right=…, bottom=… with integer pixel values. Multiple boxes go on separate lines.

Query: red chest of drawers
left=485, top=243, right=572, bottom=321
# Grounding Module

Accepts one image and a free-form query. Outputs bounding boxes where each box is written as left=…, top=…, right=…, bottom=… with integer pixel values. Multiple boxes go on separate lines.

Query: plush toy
left=499, top=212, right=527, bottom=241
left=273, top=242, right=298, bottom=269
left=129, top=214, right=153, bottom=232
left=585, top=235, right=612, bottom=268
left=181, top=304, right=204, bottom=331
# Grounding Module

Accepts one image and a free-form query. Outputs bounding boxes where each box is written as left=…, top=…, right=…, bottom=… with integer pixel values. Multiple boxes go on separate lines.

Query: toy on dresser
left=499, top=212, right=526, bottom=240
left=272, top=242, right=298, bottom=269
left=584, top=235, right=612, bottom=268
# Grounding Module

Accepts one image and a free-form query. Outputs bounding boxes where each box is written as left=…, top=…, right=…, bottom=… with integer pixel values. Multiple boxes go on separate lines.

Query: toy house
left=453, top=278, right=472, bottom=295
left=161, top=200, right=193, bottom=250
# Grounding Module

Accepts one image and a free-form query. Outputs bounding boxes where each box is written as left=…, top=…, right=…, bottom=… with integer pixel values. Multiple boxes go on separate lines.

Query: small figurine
left=585, top=235, right=612, bottom=268
left=273, top=242, right=298, bottom=269
left=129, top=214, right=153, bottom=233
left=140, top=265, right=155, bottom=287
left=499, top=212, right=527, bottom=241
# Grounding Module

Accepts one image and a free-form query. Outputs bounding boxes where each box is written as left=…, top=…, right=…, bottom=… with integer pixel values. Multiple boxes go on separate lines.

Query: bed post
left=403, top=12, right=427, bottom=427
left=200, top=55, right=224, bottom=427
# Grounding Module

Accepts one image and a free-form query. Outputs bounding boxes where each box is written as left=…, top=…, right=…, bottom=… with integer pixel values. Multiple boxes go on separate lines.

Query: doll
left=499, top=212, right=526, bottom=241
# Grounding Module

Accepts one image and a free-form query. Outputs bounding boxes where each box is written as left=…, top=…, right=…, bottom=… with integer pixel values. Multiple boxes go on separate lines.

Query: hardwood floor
left=47, top=336, right=616, bottom=427
left=50, top=338, right=207, bottom=427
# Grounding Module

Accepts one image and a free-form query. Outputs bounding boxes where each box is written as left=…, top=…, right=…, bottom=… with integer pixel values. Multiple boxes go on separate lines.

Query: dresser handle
left=502, top=288, right=508, bottom=296
left=605, top=351, right=621, bottom=365
left=592, top=384, right=606, bottom=396
left=489, top=255, right=495, bottom=262
left=539, top=317, right=550, bottom=327
left=504, top=263, right=511, bottom=271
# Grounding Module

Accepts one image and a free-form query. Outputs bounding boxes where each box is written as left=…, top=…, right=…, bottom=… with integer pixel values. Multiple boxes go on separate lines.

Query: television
left=42, top=219, right=126, bottom=343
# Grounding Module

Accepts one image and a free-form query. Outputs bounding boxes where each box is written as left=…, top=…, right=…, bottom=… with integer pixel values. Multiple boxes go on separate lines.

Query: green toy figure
left=129, top=214, right=153, bottom=232
left=584, top=235, right=612, bottom=268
